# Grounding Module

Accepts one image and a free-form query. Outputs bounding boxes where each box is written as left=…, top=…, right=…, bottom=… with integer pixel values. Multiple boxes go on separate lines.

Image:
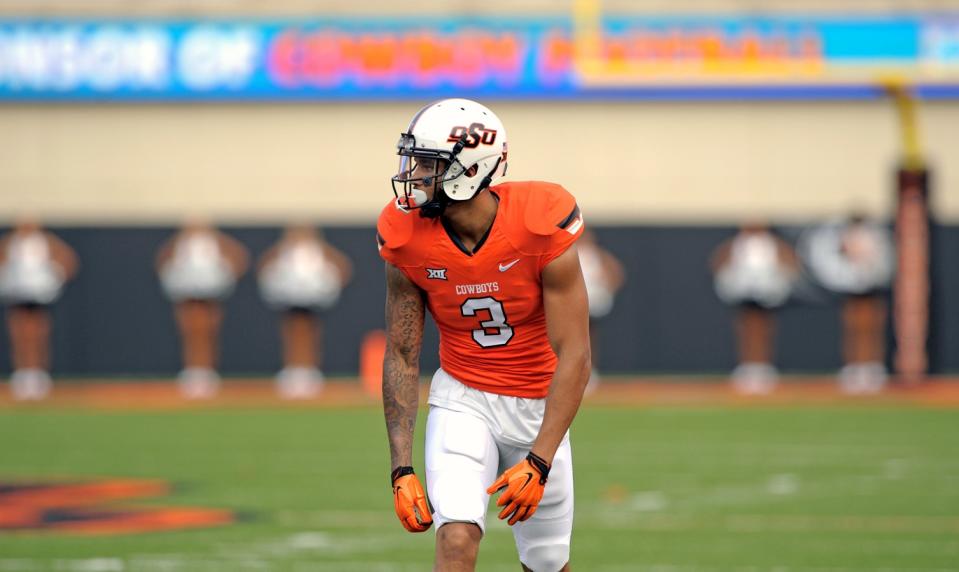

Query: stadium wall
left=0, top=224, right=954, bottom=378
left=1, top=101, right=958, bottom=225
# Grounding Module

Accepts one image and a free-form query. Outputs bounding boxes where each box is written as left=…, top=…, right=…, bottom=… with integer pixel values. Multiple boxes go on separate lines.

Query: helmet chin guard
left=391, top=99, right=508, bottom=216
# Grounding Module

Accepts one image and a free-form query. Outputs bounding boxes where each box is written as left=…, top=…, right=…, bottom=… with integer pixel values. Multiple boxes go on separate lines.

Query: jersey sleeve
left=376, top=200, right=415, bottom=268
left=526, top=184, right=585, bottom=269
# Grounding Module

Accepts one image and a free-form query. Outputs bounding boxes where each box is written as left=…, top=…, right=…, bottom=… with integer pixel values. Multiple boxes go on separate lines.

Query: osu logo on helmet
left=447, top=122, right=497, bottom=148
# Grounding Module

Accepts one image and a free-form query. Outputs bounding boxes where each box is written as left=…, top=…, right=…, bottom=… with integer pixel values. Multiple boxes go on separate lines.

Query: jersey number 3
left=460, top=297, right=514, bottom=348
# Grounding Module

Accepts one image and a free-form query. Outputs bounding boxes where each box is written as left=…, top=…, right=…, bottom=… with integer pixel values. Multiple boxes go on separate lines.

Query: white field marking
left=883, top=458, right=908, bottom=480
left=125, top=555, right=189, bottom=572
left=561, top=566, right=959, bottom=572
left=126, top=556, right=269, bottom=571
left=630, top=491, right=669, bottom=512
left=284, top=532, right=335, bottom=550
left=765, top=473, right=800, bottom=495
left=615, top=460, right=939, bottom=514
left=303, top=565, right=527, bottom=572
left=582, top=511, right=695, bottom=530
left=123, top=556, right=182, bottom=572
left=1, top=565, right=476, bottom=572
left=275, top=509, right=394, bottom=528
left=575, top=507, right=959, bottom=534
left=51, top=559, right=124, bottom=572
left=585, top=444, right=959, bottom=476
left=289, top=564, right=959, bottom=572
left=213, top=530, right=410, bottom=562
left=722, top=515, right=959, bottom=534
left=287, top=565, right=522, bottom=572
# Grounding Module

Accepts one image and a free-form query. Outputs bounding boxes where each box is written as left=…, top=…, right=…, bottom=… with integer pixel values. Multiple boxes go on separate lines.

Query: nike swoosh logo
left=499, top=259, right=520, bottom=272
left=521, top=472, right=533, bottom=488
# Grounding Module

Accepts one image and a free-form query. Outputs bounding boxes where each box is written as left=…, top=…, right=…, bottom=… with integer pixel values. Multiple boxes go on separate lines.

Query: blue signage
left=0, top=15, right=957, bottom=100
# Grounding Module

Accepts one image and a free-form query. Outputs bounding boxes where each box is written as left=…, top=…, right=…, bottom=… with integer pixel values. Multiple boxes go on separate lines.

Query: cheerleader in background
left=802, top=214, right=894, bottom=393
left=258, top=225, right=352, bottom=399
left=0, top=219, right=78, bottom=400
left=577, top=229, right=624, bottom=393
left=156, top=220, right=248, bottom=399
left=712, top=222, right=800, bottom=394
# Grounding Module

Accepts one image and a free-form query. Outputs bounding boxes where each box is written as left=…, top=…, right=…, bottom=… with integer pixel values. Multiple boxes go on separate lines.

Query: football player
left=378, top=98, right=591, bottom=571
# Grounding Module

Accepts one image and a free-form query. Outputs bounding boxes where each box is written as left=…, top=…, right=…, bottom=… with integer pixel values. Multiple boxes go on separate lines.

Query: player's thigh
left=505, top=438, right=574, bottom=572
left=425, top=406, right=499, bottom=533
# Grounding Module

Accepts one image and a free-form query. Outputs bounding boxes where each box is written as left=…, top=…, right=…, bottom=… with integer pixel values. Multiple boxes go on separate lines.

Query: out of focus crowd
left=0, top=215, right=893, bottom=400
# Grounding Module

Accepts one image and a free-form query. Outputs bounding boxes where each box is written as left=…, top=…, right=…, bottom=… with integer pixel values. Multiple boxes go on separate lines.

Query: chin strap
left=413, top=133, right=473, bottom=219
left=418, top=186, right=451, bottom=219
left=476, top=156, right=502, bottom=194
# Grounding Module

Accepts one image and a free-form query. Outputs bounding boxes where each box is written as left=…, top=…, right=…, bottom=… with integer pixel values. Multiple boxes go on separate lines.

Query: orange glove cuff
left=391, top=465, right=415, bottom=484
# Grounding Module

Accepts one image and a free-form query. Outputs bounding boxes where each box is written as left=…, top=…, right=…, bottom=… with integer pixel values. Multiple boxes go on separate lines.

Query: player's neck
left=441, top=191, right=498, bottom=252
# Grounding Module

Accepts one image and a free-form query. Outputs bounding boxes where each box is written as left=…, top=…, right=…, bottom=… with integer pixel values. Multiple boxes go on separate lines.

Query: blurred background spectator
left=156, top=220, right=249, bottom=398
left=712, top=223, right=800, bottom=394
left=0, top=219, right=78, bottom=400
left=802, top=213, right=895, bottom=393
left=577, top=229, right=625, bottom=392
left=257, top=225, right=352, bottom=398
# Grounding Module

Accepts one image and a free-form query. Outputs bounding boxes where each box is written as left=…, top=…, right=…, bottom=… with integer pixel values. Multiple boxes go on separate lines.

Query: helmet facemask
left=391, top=132, right=471, bottom=219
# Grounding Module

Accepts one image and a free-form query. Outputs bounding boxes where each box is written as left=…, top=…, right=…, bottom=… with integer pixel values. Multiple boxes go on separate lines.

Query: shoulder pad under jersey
left=494, top=181, right=582, bottom=255
left=376, top=199, right=432, bottom=267
left=498, top=178, right=577, bottom=228
left=519, top=181, right=579, bottom=236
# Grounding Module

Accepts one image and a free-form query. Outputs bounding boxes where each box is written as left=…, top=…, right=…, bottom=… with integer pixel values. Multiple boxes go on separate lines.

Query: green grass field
left=1, top=403, right=957, bottom=571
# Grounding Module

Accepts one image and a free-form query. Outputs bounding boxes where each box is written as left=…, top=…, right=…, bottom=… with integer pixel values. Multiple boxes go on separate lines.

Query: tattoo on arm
left=382, top=263, right=425, bottom=470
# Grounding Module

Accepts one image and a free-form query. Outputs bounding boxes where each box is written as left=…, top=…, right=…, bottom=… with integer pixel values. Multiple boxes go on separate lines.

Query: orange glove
left=391, top=466, right=433, bottom=533
left=486, top=452, right=551, bottom=526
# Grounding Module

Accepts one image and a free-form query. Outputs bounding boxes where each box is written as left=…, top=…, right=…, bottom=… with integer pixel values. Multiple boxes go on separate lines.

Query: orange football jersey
left=377, top=181, right=584, bottom=398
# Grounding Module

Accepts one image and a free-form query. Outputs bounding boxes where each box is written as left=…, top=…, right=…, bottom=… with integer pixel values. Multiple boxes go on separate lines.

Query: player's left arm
left=532, top=243, right=592, bottom=463
left=487, top=244, right=591, bottom=525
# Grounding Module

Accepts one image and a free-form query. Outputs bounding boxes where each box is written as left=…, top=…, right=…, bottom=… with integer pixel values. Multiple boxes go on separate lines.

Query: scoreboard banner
left=0, top=15, right=958, bottom=101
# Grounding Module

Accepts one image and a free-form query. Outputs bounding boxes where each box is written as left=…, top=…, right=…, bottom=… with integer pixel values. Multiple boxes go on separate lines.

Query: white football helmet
left=392, top=98, right=508, bottom=217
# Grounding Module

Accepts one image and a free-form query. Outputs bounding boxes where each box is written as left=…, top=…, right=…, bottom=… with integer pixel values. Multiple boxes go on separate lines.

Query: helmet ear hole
left=465, top=164, right=478, bottom=177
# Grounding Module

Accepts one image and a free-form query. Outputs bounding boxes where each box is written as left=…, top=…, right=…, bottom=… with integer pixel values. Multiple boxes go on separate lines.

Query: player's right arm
left=383, top=261, right=424, bottom=469
left=382, top=261, right=432, bottom=532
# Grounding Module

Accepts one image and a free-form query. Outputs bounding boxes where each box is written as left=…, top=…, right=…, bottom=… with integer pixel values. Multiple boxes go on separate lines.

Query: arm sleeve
left=540, top=203, right=585, bottom=270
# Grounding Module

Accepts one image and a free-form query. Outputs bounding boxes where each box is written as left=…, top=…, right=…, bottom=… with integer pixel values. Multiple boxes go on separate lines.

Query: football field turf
left=1, top=391, right=957, bottom=571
